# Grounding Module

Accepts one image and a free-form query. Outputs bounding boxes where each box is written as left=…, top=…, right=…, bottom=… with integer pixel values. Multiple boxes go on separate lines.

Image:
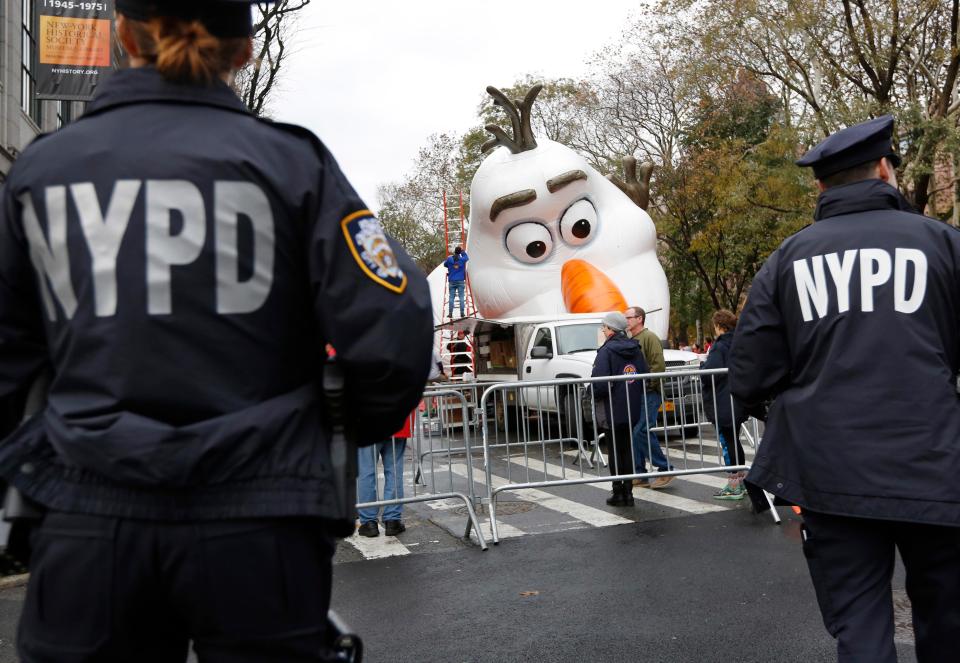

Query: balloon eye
left=505, top=222, right=553, bottom=264
left=560, top=199, right=598, bottom=246
left=526, top=241, right=547, bottom=258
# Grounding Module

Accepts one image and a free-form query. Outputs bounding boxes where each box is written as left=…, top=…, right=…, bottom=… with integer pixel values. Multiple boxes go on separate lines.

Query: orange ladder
left=440, top=191, right=476, bottom=381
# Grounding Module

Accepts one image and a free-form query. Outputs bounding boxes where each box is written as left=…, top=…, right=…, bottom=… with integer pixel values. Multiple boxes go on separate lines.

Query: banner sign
left=36, top=1, right=115, bottom=101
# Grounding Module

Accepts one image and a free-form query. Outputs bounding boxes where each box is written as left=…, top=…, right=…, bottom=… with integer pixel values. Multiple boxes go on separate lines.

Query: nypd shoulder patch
left=340, top=210, right=407, bottom=294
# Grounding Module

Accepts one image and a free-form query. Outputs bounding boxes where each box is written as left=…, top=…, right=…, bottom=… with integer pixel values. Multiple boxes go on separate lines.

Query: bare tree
left=234, top=1, right=311, bottom=116
left=378, top=133, right=472, bottom=272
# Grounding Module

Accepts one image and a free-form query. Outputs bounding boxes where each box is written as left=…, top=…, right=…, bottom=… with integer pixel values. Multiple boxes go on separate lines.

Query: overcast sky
left=271, top=1, right=639, bottom=209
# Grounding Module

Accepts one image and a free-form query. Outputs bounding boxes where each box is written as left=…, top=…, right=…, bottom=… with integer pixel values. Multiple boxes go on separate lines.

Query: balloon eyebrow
left=490, top=189, right=537, bottom=222
left=546, top=170, right=587, bottom=193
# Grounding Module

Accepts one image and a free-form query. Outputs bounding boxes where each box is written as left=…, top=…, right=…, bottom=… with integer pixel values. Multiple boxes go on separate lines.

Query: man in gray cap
left=591, top=312, right=648, bottom=506
left=729, top=115, right=960, bottom=662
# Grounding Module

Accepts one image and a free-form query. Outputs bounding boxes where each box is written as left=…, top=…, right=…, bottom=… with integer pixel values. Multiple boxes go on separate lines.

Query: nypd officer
left=0, top=1, right=433, bottom=660
left=730, top=116, right=960, bottom=662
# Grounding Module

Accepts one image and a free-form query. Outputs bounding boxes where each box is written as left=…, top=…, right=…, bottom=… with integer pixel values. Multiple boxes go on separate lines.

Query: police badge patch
left=341, top=210, right=407, bottom=293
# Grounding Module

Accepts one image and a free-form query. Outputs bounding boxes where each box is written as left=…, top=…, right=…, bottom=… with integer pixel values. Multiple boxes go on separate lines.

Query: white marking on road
left=447, top=464, right=632, bottom=528
left=424, top=497, right=467, bottom=510
left=468, top=519, right=526, bottom=544
left=560, top=448, right=734, bottom=490
left=506, top=457, right=729, bottom=515
left=663, top=438, right=755, bottom=458
left=670, top=472, right=729, bottom=489
left=345, top=526, right=412, bottom=559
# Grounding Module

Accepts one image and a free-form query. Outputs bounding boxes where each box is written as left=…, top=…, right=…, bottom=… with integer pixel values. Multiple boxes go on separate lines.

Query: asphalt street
left=0, top=428, right=922, bottom=662
left=331, top=509, right=919, bottom=663
left=0, top=508, right=919, bottom=662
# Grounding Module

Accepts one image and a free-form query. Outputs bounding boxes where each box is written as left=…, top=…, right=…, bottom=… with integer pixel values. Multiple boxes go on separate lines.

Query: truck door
left=522, top=326, right=557, bottom=411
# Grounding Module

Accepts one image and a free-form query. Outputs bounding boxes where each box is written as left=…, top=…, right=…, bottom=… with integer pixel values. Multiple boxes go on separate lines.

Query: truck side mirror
left=530, top=346, right=552, bottom=359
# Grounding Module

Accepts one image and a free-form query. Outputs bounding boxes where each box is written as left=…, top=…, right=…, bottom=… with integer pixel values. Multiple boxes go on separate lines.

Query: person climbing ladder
left=445, top=246, right=469, bottom=318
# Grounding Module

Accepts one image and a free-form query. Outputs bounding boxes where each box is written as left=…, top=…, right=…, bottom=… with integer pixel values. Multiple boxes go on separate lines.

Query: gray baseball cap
left=602, top=311, right=628, bottom=333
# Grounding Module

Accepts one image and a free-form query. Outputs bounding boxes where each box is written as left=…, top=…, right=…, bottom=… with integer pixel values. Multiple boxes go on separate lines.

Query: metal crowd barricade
left=355, top=388, right=488, bottom=550
left=478, top=368, right=774, bottom=543
left=416, top=378, right=594, bottom=470
left=415, top=381, right=486, bottom=473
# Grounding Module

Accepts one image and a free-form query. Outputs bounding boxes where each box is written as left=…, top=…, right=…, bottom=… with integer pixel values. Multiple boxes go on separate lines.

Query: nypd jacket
left=591, top=334, right=648, bottom=429
left=730, top=179, right=960, bottom=525
left=0, top=68, right=433, bottom=520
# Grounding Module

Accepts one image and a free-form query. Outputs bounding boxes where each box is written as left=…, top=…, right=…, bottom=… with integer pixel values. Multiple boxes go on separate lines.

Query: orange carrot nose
left=561, top=259, right=628, bottom=314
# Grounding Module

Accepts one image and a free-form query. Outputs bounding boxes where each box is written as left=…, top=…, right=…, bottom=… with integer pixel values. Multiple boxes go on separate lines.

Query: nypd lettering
left=22, top=186, right=78, bottom=320
left=73, top=181, right=140, bottom=317
left=793, top=248, right=927, bottom=321
left=20, top=180, right=276, bottom=320
left=214, top=182, right=275, bottom=315
left=340, top=210, right=407, bottom=293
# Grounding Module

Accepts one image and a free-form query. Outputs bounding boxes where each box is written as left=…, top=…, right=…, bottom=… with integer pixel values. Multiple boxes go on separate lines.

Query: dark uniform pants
left=600, top=424, right=634, bottom=495
left=18, top=513, right=337, bottom=663
left=802, top=510, right=960, bottom=663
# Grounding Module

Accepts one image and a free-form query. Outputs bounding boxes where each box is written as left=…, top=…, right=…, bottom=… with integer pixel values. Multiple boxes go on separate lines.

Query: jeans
left=716, top=426, right=746, bottom=467
left=632, top=391, right=673, bottom=473
left=357, top=439, right=406, bottom=523
left=448, top=280, right=465, bottom=316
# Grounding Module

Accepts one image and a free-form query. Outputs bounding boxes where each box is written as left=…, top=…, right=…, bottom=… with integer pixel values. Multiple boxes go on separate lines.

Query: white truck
left=437, top=313, right=703, bottom=430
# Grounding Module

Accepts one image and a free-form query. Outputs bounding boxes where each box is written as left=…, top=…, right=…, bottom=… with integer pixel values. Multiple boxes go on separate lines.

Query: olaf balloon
left=429, top=84, right=670, bottom=338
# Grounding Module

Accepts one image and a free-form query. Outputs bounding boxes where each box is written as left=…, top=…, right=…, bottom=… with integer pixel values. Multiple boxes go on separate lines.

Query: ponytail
left=126, top=17, right=248, bottom=86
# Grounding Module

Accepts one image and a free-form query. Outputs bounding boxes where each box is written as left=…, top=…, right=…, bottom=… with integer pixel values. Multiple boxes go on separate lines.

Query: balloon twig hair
left=482, top=84, right=543, bottom=154
left=607, top=156, right=654, bottom=211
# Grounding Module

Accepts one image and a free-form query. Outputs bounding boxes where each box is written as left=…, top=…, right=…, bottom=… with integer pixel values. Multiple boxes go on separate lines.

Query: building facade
left=1, top=0, right=83, bottom=181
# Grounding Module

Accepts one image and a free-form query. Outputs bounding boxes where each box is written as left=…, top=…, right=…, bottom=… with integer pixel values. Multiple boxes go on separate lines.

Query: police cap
left=796, top=115, right=902, bottom=179
left=116, top=0, right=275, bottom=38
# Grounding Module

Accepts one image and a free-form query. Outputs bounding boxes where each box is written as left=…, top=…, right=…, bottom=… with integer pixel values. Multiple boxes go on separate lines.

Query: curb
left=0, top=574, right=28, bottom=590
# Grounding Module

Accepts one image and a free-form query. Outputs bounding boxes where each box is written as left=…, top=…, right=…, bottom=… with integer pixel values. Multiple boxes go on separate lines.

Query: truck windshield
left=556, top=324, right=604, bottom=354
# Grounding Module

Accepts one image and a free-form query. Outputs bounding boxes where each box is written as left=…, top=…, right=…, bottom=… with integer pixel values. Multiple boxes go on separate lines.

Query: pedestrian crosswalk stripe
left=424, top=496, right=466, bottom=510
left=468, top=519, right=526, bottom=544
left=559, top=448, right=736, bottom=490
left=671, top=471, right=729, bottom=489
left=447, top=464, right=632, bottom=528
left=505, top=456, right=729, bottom=515
left=662, top=438, right=755, bottom=458
left=345, top=526, right=412, bottom=559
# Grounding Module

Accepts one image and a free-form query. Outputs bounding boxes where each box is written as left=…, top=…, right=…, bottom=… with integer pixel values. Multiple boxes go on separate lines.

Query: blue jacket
left=591, top=334, right=648, bottom=428
left=731, top=180, right=960, bottom=525
left=444, top=253, right=468, bottom=281
left=0, top=68, right=433, bottom=520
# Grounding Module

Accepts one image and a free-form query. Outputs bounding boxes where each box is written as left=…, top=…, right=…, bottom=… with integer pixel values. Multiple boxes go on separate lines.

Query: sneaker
left=713, top=484, right=746, bottom=500
left=632, top=479, right=651, bottom=488
left=357, top=521, right=379, bottom=537
left=384, top=520, right=406, bottom=536
left=649, top=475, right=675, bottom=489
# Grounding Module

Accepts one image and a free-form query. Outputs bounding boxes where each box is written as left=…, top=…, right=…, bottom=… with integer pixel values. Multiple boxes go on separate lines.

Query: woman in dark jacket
left=0, top=1, right=433, bottom=658
left=701, top=309, right=747, bottom=499
left=592, top=312, right=649, bottom=506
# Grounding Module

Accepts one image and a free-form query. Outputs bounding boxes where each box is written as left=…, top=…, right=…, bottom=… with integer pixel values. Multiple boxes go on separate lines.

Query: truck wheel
left=558, top=388, right=578, bottom=436
left=495, top=401, right=506, bottom=431
left=495, top=400, right=521, bottom=432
